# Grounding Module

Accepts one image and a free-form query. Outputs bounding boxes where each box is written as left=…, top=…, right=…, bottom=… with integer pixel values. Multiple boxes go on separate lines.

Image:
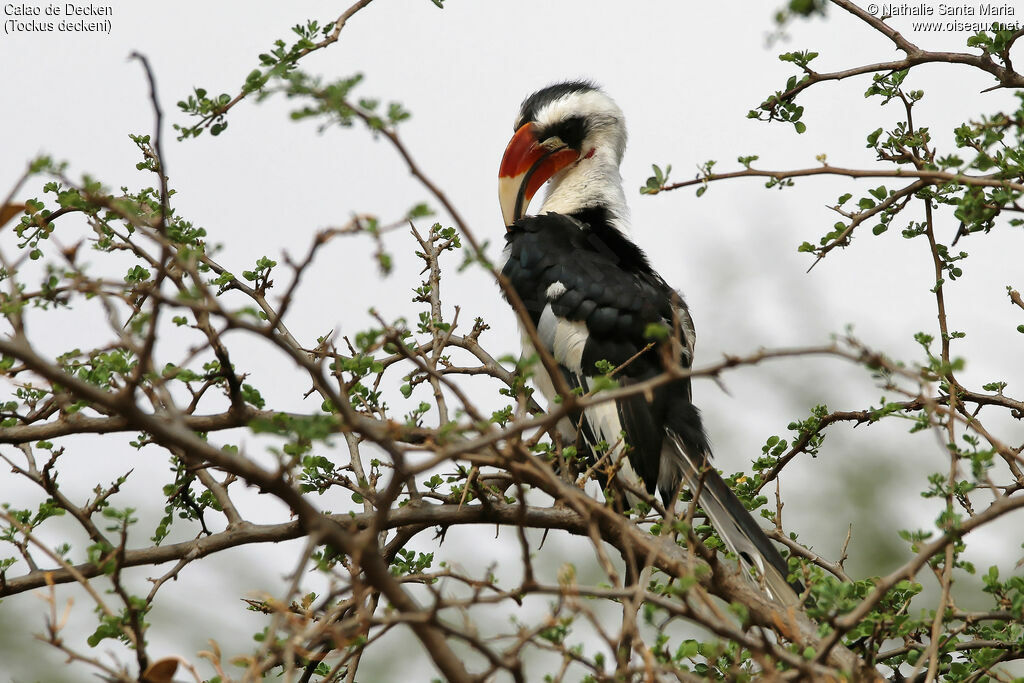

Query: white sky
left=2, top=1, right=1023, bottom=680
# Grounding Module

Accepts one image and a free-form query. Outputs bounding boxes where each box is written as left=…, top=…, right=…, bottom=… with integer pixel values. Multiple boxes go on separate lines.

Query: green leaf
left=241, top=383, right=266, bottom=409
left=643, top=322, right=670, bottom=341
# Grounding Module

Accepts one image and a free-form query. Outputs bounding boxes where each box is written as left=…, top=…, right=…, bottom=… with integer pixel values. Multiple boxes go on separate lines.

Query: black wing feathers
left=503, top=211, right=684, bottom=379
left=503, top=210, right=695, bottom=496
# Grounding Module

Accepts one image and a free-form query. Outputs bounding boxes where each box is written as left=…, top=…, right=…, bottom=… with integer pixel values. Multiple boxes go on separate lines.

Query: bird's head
left=498, top=81, right=626, bottom=228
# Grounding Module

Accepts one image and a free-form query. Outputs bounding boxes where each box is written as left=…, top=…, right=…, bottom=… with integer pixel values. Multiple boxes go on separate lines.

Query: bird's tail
left=664, top=426, right=802, bottom=606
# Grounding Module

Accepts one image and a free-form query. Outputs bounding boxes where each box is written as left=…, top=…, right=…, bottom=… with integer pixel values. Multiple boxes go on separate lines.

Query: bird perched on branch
left=497, top=81, right=799, bottom=604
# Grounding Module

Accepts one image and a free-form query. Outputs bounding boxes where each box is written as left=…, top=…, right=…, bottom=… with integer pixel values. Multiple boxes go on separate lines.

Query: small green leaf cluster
left=298, top=455, right=338, bottom=495
left=250, top=413, right=338, bottom=443
left=779, top=49, right=819, bottom=69
left=390, top=548, right=435, bottom=577
left=737, top=154, right=759, bottom=169
left=751, top=60, right=809, bottom=134
left=785, top=404, right=828, bottom=456
left=723, top=470, right=770, bottom=517
left=405, top=400, right=432, bottom=427
left=87, top=597, right=149, bottom=648
left=981, top=564, right=1024, bottom=619
left=176, top=88, right=234, bottom=138
left=760, top=433, right=789, bottom=463
left=965, top=27, right=1020, bottom=64
left=585, top=359, right=619, bottom=393
left=538, top=618, right=572, bottom=645
left=637, top=616, right=758, bottom=679
left=242, top=256, right=277, bottom=290
left=640, top=164, right=671, bottom=195
left=490, top=404, right=513, bottom=427
left=752, top=404, right=828, bottom=475
left=772, top=0, right=827, bottom=27
left=0, top=500, right=67, bottom=546
left=100, top=505, right=138, bottom=532
left=913, top=330, right=966, bottom=384
left=643, top=321, right=670, bottom=341
left=283, top=72, right=365, bottom=129
left=154, top=459, right=221, bottom=543
left=16, top=179, right=100, bottom=260
left=65, top=348, right=137, bottom=391
left=822, top=576, right=921, bottom=638
left=864, top=69, right=912, bottom=105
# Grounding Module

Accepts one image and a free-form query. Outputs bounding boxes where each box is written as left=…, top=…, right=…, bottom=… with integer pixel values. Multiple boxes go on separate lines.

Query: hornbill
left=497, top=81, right=799, bottom=604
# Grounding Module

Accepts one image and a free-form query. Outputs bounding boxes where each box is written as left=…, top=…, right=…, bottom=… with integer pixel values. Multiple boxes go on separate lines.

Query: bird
left=496, top=80, right=800, bottom=605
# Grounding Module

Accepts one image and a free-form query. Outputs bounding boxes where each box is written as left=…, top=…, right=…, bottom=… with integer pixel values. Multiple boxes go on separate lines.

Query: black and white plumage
left=497, top=81, right=799, bottom=604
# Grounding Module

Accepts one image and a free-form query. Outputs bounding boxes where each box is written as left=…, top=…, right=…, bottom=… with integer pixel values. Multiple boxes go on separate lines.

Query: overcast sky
left=2, top=1, right=1023, bottom=680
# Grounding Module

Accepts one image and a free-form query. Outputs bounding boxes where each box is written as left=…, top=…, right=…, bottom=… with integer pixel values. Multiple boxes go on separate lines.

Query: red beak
left=498, top=123, right=580, bottom=228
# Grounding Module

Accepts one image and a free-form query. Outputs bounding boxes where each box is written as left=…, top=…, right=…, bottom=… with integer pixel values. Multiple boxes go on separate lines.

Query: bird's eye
left=537, top=116, right=587, bottom=151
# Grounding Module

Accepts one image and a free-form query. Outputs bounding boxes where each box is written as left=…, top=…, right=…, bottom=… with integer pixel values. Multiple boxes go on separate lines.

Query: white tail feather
left=666, top=432, right=799, bottom=605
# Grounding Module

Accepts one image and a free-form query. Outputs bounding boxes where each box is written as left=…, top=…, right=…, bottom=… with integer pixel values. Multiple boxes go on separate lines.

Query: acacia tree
left=1, top=1, right=1023, bottom=681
